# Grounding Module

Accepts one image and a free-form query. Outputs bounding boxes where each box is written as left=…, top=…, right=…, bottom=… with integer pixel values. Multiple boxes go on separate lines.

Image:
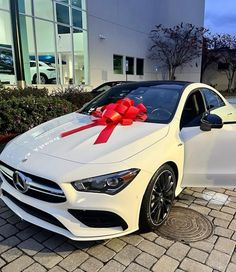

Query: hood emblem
left=13, top=171, right=29, bottom=193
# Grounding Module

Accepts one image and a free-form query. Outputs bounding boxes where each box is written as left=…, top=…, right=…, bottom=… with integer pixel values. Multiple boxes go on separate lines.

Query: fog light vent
left=68, top=209, right=128, bottom=230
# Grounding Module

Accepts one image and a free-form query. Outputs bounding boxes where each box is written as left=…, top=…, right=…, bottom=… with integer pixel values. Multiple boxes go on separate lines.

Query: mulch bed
left=0, top=133, right=18, bottom=144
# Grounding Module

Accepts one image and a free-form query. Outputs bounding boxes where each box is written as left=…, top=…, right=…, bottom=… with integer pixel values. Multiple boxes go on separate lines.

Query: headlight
left=72, top=168, right=140, bottom=195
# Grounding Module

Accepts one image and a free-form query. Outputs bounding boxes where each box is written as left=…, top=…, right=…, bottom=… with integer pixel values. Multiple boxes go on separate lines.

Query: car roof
left=108, top=80, right=192, bottom=90
left=30, top=60, right=45, bottom=64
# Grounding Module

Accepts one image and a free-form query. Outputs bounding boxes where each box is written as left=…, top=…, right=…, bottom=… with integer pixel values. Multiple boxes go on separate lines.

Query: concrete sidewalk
left=0, top=187, right=235, bottom=272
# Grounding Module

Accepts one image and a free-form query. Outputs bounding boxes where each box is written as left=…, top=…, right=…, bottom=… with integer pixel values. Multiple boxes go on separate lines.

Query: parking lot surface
left=0, top=187, right=235, bottom=272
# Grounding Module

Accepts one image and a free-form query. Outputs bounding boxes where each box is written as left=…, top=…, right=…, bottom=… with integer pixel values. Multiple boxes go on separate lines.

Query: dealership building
left=0, top=0, right=205, bottom=88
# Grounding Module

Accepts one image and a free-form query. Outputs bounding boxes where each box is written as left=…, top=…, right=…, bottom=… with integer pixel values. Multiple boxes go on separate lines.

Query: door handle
left=227, top=112, right=233, bottom=116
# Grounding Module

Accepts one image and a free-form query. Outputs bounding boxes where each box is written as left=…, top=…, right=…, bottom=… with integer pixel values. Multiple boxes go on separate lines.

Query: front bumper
left=0, top=163, right=151, bottom=241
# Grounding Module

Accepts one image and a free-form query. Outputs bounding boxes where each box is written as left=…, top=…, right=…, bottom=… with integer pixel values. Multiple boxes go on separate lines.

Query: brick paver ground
left=0, top=187, right=235, bottom=272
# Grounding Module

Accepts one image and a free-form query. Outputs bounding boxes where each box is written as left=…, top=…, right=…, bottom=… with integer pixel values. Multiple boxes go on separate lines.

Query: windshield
left=80, top=83, right=184, bottom=124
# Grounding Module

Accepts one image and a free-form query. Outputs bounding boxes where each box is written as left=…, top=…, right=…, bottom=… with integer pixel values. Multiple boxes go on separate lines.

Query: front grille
left=0, top=161, right=66, bottom=203
left=2, top=190, right=67, bottom=230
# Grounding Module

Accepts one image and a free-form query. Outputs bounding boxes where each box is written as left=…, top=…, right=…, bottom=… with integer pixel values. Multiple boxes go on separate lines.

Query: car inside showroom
left=0, top=0, right=88, bottom=86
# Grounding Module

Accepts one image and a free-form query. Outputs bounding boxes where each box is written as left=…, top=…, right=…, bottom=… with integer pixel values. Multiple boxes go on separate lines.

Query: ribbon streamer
left=61, top=98, right=147, bottom=144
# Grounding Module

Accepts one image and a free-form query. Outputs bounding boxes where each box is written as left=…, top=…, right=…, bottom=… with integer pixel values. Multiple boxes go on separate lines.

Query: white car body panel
left=1, top=82, right=236, bottom=240
left=30, top=61, right=56, bottom=83
left=10, top=113, right=169, bottom=164
left=181, top=125, right=236, bottom=187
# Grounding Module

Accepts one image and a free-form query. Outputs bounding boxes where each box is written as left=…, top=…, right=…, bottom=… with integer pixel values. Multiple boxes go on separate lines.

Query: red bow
left=61, top=98, right=147, bottom=144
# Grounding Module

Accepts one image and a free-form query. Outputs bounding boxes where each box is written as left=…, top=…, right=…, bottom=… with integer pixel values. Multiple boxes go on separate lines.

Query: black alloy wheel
left=139, top=164, right=176, bottom=231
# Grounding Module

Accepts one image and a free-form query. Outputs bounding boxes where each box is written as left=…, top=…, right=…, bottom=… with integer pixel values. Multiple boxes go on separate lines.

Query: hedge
left=0, top=96, right=76, bottom=134
left=0, top=85, right=95, bottom=137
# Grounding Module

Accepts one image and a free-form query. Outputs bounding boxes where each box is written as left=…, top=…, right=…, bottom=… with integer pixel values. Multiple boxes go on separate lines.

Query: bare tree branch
left=203, top=33, right=236, bottom=92
left=149, top=23, right=209, bottom=80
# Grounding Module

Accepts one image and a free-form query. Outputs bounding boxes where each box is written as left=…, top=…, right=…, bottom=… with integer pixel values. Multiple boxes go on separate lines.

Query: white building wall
left=86, top=0, right=205, bottom=87
left=155, top=0, right=205, bottom=82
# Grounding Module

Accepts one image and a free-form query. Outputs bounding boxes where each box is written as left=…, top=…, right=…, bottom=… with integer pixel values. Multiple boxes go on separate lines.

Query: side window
left=96, top=84, right=112, bottom=93
left=202, top=89, right=225, bottom=110
left=180, top=91, right=206, bottom=129
left=30, top=62, right=36, bottom=67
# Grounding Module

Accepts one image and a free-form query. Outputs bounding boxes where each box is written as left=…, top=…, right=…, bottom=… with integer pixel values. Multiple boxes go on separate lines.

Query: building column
left=9, top=0, right=25, bottom=88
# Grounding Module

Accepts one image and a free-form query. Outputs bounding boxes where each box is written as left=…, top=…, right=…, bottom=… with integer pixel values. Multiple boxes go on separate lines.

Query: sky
left=205, top=0, right=236, bottom=35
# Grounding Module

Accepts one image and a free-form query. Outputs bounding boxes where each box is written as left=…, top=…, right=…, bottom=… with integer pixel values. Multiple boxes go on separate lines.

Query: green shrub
left=0, top=86, right=49, bottom=100
left=0, top=85, right=94, bottom=109
left=52, top=86, right=94, bottom=109
left=0, top=96, right=76, bottom=134
left=0, top=85, right=94, bottom=136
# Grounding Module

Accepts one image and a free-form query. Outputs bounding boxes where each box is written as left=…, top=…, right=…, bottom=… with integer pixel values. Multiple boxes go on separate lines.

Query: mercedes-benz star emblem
left=13, top=171, right=29, bottom=193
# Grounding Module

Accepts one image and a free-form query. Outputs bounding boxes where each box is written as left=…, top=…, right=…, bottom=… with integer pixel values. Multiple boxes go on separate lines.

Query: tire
left=139, top=164, right=176, bottom=232
left=32, top=74, right=48, bottom=84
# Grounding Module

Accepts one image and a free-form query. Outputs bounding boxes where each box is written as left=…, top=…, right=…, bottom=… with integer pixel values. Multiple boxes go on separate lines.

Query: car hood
left=6, top=113, right=169, bottom=164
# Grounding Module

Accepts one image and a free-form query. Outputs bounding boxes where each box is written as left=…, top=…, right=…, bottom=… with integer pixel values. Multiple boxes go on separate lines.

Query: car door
left=201, top=88, right=236, bottom=122
left=180, top=90, right=236, bottom=187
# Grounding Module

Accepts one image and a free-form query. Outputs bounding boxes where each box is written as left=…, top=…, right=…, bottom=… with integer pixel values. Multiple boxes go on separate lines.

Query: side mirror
left=200, top=113, right=223, bottom=131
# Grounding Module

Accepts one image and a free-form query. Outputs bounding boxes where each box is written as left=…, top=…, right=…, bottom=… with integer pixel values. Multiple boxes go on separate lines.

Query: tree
left=149, top=23, right=209, bottom=80
left=213, top=34, right=236, bottom=92
left=201, top=36, right=221, bottom=78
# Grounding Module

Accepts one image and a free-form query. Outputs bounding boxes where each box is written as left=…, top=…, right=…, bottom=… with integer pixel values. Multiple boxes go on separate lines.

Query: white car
left=0, top=81, right=236, bottom=241
left=30, top=61, right=56, bottom=84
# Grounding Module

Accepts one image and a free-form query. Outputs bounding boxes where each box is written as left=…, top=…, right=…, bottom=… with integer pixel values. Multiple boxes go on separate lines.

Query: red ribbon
left=61, top=98, right=147, bottom=144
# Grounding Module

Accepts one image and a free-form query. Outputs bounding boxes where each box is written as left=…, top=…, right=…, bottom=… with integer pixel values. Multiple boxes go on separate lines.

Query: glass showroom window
left=56, top=3, right=70, bottom=25
left=55, top=0, right=88, bottom=85
left=14, top=0, right=88, bottom=86
left=0, top=0, right=9, bottom=10
left=126, top=57, right=134, bottom=75
left=0, top=10, right=16, bottom=85
left=34, top=0, right=54, bottom=21
left=136, top=58, right=144, bottom=75
left=72, top=8, right=82, bottom=28
left=72, top=0, right=82, bottom=8
left=18, top=0, right=32, bottom=15
left=34, top=19, right=57, bottom=84
left=56, top=0, right=69, bottom=4
left=73, top=28, right=87, bottom=84
left=19, top=16, right=36, bottom=85
left=113, top=55, right=123, bottom=74
left=56, top=25, right=72, bottom=85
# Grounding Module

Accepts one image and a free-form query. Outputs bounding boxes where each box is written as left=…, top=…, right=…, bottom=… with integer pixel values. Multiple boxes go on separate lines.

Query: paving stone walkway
left=0, top=187, right=235, bottom=272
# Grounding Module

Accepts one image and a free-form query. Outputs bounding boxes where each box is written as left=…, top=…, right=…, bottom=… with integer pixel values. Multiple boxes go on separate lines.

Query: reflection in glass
left=71, top=0, right=82, bottom=8
left=113, top=55, right=123, bottom=74
left=18, top=0, right=32, bottom=14
left=34, top=19, right=56, bottom=84
left=56, top=3, right=69, bottom=25
left=0, top=0, right=9, bottom=10
left=126, top=57, right=134, bottom=75
left=1, top=0, right=88, bottom=86
left=57, top=25, right=72, bottom=84
left=73, top=28, right=85, bottom=84
left=34, top=0, right=53, bottom=21
left=72, top=8, right=82, bottom=28
left=136, top=58, right=144, bottom=75
left=55, top=0, right=69, bottom=4
left=19, top=16, right=35, bottom=84
left=58, top=24, right=70, bottom=34
left=0, top=11, right=15, bottom=84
